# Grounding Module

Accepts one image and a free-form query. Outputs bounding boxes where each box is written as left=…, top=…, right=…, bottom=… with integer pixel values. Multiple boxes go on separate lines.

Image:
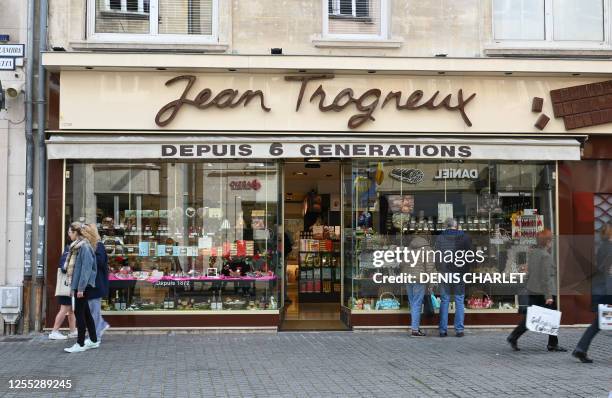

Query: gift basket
left=467, top=291, right=494, bottom=309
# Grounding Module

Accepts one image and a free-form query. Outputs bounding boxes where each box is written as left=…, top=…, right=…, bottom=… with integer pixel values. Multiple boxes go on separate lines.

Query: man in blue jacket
left=435, top=218, right=472, bottom=337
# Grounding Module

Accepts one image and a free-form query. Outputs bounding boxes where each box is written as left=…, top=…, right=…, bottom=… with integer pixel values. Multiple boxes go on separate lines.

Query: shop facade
left=41, top=58, right=609, bottom=329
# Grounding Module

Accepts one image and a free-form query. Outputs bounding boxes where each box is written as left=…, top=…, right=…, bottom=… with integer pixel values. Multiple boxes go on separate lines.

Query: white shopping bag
left=599, top=304, right=612, bottom=331
left=526, top=305, right=561, bottom=336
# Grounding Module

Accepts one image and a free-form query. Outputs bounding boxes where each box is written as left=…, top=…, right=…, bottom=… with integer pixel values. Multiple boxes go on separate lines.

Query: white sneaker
left=68, top=330, right=78, bottom=338
left=64, top=343, right=88, bottom=353
left=49, top=331, right=68, bottom=340
left=84, top=338, right=100, bottom=349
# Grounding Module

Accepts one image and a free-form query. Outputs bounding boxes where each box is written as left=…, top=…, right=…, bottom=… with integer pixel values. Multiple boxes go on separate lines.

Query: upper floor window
left=492, top=0, right=609, bottom=47
left=88, top=0, right=218, bottom=42
left=323, top=0, right=389, bottom=39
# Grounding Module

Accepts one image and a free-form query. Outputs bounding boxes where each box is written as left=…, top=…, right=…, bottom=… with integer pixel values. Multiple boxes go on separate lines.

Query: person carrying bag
left=572, top=221, right=612, bottom=363
left=63, top=222, right=99, bottom=353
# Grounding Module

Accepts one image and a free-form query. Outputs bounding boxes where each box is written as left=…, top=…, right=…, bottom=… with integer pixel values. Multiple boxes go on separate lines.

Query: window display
left=344, top=160, right=557, bottom=314
left=65, top=161, right=280, bottom=312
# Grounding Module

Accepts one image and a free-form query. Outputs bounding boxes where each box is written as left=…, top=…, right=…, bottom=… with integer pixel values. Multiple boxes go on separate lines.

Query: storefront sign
left=46, top=136, right=582, bottom=161
left=433, top=168, right=479, bottom=180
left=229, top=179, right=261, bottom=191
left=0, top=44, right=24, bottom=57
left=284, top=75, right=476, bottom=129
left=155, top=75, right=271, bottom=127
left=0, top=57, right=15, bottom=71
left=154, top=74, right=476, bottom=130
left=160, top=143, right=473, bottom=159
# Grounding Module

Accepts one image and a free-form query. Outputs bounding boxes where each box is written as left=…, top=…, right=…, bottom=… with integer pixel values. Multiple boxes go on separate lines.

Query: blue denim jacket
left=70, top=241, right=97, bottom=292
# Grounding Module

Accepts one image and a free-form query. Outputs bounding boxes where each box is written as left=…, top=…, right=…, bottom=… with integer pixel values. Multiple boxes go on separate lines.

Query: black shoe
left=439, top=332, right=447, bottom=337
left=547, top=345, right=567, bottom=352
left=506, top=336, right=520, bottom=351
left=411, top=330, right=426, bottom=337
left=572, top=350, right=593, bottom=363
left=455, top=332, right=464, bottom=338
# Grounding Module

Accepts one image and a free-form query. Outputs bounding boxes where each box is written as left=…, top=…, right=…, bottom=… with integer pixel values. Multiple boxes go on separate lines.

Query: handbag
left=375, top=292, right=400, bottom=310
left=526, top=305, right=561, bottom=336
left=422, top=291, right=434, bottom=317
left=598, top=304, right=612, bottom=331
left=55, top=268, right=71, bottom=297
left=431, top=292, right=440, bottom=310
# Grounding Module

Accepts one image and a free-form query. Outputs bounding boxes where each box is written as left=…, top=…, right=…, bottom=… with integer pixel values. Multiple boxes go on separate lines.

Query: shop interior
left=282, top=161, right=346, bottom=330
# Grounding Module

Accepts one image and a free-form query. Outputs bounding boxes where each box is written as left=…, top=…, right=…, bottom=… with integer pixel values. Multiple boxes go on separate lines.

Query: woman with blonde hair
left=82, top=224, right=110, bottom=340
left=63, top=222, right=99, bottom=353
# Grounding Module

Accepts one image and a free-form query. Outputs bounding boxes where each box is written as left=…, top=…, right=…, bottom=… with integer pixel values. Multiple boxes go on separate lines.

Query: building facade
left=0, top=0, right=28, bottom=333
left=40, top=0, right=612, bottom=330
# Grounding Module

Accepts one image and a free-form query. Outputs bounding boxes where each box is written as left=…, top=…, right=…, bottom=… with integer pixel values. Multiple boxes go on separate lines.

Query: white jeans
left=88, top=297, right=109, bottom=337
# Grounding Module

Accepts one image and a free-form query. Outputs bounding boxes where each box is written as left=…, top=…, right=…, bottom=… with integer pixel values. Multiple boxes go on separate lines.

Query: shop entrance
left=281, top=160, right=347, bottom=330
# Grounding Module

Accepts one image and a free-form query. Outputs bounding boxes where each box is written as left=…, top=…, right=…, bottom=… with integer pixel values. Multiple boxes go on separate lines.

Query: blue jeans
left=439, top=283, right=465, bottom=333
left=88, top=298, right=109, bottom=338
left=406, top=283, right=426, bottom=331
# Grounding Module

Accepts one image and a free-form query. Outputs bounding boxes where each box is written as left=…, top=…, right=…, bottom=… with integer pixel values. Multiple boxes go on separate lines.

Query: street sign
left=0, top=58, right=15, bottom=70
left=0, top=44, right=24, bottom=58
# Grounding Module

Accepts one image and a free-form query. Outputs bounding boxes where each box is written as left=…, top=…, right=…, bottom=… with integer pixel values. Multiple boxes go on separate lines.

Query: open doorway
left=282, top=160, right=346, bottom=330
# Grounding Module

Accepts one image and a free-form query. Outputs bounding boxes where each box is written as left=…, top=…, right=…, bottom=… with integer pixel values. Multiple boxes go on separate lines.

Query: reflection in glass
left=65, top=161, right=280, bottom=312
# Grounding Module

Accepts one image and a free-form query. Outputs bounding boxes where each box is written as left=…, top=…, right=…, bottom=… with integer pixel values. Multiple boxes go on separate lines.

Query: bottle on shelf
left=120, top=292, right=127, bottom=310
left=114, top=291, right=121, bottom=311
left=217, top=291, right=223, bottom=310
left=211, top=292, right=217, bottom=310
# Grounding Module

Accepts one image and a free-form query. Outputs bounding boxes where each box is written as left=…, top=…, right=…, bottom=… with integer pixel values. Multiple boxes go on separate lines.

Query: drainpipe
left=21, top=0, right=35, bottom=334
left=34, top=0, right=49, bottom=332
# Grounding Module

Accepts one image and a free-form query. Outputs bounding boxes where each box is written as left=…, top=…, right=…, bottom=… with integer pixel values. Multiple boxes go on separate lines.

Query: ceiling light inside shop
left=293, top=171, right=307, bottom=176
left=306, top=158, right=321, bottom=162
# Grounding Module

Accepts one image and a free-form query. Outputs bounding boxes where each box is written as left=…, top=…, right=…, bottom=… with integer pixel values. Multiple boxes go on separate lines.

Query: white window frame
left=87, top=0, right=219, bottom=43
left=322, top=0, right=389, bottom=40
left=490, top=0, right=611, bottom=49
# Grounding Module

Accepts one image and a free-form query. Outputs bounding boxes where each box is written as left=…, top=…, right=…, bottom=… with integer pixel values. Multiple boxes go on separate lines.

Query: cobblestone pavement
left=0, top=329, right=610, bottom=398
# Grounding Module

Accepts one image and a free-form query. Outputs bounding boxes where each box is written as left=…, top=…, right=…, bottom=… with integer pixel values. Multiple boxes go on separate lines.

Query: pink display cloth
left=109, top=274, right=277, bottom=283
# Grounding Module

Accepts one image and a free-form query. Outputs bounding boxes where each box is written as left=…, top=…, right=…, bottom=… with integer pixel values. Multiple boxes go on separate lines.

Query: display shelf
left=347, top=308, right=518, bottom=314
left=101, top=309, right=280, bottom=316
left=109, top=274, right=277, bottom=283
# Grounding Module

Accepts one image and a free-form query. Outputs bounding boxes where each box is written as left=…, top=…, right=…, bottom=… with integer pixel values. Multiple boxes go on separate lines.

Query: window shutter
left=339, top=0, right=352, bottom=15
left=158, top=0, right=213, bottom=35
left=328, top=0, right=333, bottom=15
left=356, top=0, right=369, bottom=17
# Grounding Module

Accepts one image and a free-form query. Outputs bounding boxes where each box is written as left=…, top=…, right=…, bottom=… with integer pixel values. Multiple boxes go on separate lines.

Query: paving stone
left=0, top=330, right=610, bottom=397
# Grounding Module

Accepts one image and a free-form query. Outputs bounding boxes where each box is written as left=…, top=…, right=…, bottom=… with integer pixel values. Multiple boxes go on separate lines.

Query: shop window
left=344, top=160, right=557, bottom=314
left=64, top=161, right=280, bottom=313
left=323, top=0, right=389, bottom=39
left=492, top=0, right=609, bottom=48
left=88, top=0, right=218, bottom=42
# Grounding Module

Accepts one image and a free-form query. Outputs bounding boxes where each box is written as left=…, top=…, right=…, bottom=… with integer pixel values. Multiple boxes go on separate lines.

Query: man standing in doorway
left=435, top=218, right=472, bottom=337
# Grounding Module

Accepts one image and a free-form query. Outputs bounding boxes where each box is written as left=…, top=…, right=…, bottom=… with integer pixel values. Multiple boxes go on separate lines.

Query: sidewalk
left=0, top=329, right=610, bottom=398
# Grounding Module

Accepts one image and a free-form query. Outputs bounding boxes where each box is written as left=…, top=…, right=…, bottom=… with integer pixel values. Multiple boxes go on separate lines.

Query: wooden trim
left=102, top=313, right=280, bottom=327
left=349, top=311, right=523, bottom=327
left=45, top=159, right=66, bottom=328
